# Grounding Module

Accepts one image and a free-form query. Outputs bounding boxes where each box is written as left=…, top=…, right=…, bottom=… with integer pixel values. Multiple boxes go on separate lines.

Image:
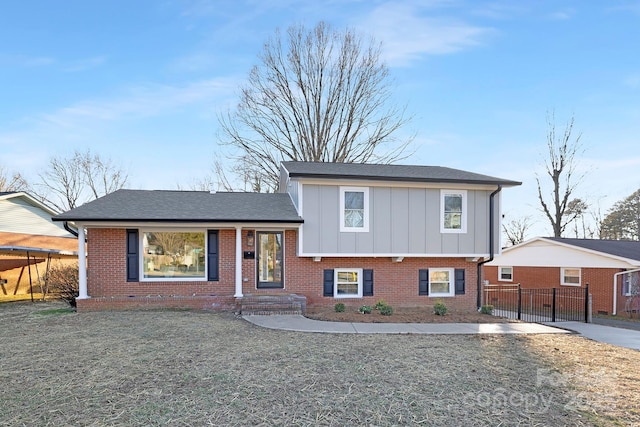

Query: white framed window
left=499, top=266, right=513, bottom=282
left=429, top=268, right=455, bottom=297
left=622, top=272, right=639, bottom=296
left=334, top=268, right=363, bottom=298
left=561, top=267, right=581, bottom=286
left=340, top=187, right=369, bottom=232
left=440, top=190, right=467, bottom=233
left=141, top=230, right=206, bottom=281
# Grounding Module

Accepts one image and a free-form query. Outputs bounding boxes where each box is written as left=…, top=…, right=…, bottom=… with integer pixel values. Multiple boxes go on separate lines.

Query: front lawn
left=0, top=301, right=638, bottom=426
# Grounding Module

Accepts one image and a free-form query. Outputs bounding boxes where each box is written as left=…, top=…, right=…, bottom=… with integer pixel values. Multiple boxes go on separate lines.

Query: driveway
left=547, top=321, right=640, bottom=350
left=592, top=316, right=640, bottom=331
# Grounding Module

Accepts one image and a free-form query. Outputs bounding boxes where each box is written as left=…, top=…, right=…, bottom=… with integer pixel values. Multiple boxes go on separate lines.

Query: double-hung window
left=334, top=268, right=363, bottom=298
left=561, top=267, right=581, bottom=286
left=441, top=190, right=467, bottom=233
left=622, top=273, right=638, bottom=296
left=429, top=268, right=455, bottom=297
left=499, top=266, right=513, bottom=281
left=141, top=231, right=206, bottom=280
left=340, top=187, right=369, bottom=232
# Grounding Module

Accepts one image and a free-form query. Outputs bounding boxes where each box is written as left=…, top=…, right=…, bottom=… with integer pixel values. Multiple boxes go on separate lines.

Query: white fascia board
left=298, top=252, right=490, bottom=258
left=71, top=221, right=303, bottom=230
left=294, top=177, right=498, bottom=191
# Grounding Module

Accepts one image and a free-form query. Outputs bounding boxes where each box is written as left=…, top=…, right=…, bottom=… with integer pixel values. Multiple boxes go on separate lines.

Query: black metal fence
left=484, top=284, right=589, bottom=323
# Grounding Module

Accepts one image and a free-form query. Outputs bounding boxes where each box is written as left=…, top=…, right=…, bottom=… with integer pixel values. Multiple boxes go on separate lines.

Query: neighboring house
left=0, top=192, right=78, bottom=297
left=53, top=162, right=520, bottom=312
left=484, top=237, right=640, bottom=315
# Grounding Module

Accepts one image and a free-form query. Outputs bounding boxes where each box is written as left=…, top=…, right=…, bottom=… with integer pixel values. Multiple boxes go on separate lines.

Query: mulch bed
left=305, top=306, right=512, bottom=323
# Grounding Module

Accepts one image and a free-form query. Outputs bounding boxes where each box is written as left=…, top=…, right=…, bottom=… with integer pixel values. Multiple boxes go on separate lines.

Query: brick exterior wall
left=79, top=227, right=480, bottom=312
left=484, top=265, right=626, bottom=315
left=85, top=228, right=236, bottom=298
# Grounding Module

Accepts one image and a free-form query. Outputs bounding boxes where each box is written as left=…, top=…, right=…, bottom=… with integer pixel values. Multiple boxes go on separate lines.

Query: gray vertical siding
left=299, top=184, right=496, bottom=255
left=287, top=180, right=299, bottom=211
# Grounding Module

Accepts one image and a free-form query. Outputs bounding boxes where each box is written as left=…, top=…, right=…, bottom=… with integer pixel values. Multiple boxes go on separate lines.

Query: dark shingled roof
left=546, top=237, right=640, bottom=262
left=54, top=190, right=303, bottom=223
left=282, top=161, right=521, bottom=186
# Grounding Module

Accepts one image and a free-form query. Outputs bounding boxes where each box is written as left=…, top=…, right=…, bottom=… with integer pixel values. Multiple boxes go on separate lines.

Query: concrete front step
left=240, top=294, right=307, bottom=315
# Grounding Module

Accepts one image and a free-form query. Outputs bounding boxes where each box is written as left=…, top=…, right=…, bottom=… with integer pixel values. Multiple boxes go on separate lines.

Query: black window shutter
left=363, top=269, right=374, bottom=296
left=419, top=269, right=429, bottom=295
left=323, top=269, right=334, bottom=297
left=455, top=268, right=465, bottom=295
left=207, top=230, right=219, bottom=281
left=126, top=229, right=139, bottom=282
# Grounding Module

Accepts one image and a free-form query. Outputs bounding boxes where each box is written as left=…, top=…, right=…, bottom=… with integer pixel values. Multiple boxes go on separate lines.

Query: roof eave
left=287, top=172, right=521, bottom=187
left=54, top=217, right=304, bottom=224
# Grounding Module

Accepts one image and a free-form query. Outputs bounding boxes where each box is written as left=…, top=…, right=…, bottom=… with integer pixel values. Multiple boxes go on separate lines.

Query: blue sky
left=1, top=0, right=639, bottom=237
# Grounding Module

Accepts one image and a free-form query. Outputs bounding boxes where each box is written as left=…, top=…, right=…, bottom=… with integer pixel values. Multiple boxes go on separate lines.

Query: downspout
left=613, top=268, right=640, bottom=315
left=64, top=221, right=79, bottom=238
left=476, top=185, right=502, bottom=309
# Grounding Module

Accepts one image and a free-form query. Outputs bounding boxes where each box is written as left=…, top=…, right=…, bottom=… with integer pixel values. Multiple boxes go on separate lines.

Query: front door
left=257, top=231, right=284, bottom=288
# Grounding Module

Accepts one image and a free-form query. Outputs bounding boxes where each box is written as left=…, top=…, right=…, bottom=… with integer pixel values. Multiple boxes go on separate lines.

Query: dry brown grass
left=0, top=301, right=638, bottom=426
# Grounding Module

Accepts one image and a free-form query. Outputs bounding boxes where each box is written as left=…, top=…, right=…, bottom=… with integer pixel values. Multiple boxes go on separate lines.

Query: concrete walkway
left=243, top=314, right=568, bottom=335
left=243, top=315, right=640, bottom=350
left=546, top=321, right=640, bottom=351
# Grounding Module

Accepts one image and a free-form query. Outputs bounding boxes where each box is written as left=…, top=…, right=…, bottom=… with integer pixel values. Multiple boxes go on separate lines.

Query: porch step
left=240, top=294, right=307, bottom=315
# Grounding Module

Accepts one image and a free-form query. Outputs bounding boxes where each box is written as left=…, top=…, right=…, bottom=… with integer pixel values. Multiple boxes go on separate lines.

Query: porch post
left=234, top=226, right=243, bottom=298
left=77, top=225, right=88, bottom=299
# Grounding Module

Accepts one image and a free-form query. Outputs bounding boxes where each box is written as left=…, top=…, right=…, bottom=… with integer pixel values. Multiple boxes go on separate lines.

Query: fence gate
left=484, top=284, right=590, bottom=323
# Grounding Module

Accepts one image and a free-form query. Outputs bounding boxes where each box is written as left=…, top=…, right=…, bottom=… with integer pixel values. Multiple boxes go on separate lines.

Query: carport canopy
left=0, top=246, right=79, bottom=301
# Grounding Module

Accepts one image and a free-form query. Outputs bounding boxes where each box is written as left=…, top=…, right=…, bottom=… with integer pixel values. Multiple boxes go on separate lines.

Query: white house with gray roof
left=485, top=237, right=640, bottom=315
left=54, top=161, right=520, bottom=312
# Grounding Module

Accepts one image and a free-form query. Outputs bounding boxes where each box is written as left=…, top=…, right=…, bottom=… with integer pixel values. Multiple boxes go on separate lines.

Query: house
left=53, top=162, right=520, bottom=312
left=484, top=237, right=640, bottom=315
left=0, top=192, right=78, bottom=298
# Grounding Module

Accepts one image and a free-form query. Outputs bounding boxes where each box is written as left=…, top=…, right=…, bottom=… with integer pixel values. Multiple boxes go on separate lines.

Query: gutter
left=476, top=185, right=502, bottom=309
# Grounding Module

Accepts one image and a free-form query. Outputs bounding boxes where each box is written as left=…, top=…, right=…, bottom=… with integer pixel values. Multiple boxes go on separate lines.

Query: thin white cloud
left=0, top=76, right=241, bottom=184
left=0, top=77, right=239, bottom=165
left=0, top=54, right=56, bottom=67
left=0, top=54, right=107, bottom=71
left=624, top=73, right=640, bottom=89
left=37, top=78, right=237, bottom=129
left=547, top=9, right=575, bottom=20
left=63, top=56, right=108, bottom=72
left=607, top=1, right=640, bottom=15
left=356, top=1, right=494, bottom=67
left=169, top=52, right=219, bottom=72
left=469, top=2, right=530, bottom=20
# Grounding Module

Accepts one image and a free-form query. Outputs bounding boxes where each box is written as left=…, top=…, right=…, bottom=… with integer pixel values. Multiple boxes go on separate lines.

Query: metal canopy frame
left=0, top=246, right=79, bottom=302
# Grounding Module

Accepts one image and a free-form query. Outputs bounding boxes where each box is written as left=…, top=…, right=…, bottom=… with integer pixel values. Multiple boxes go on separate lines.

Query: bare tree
left=81, top=152, right=128, bottom=199
left=536, top=112, right=587, bottom=237
left=0, top=165, right=29, bottom=192
left=37, top=149, right=128, bottom=211
left=502, top=215, right=532, bottom=246
left=175, top=176, right=216, bottom=192
left=218, top=21, right=413, bottom=192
